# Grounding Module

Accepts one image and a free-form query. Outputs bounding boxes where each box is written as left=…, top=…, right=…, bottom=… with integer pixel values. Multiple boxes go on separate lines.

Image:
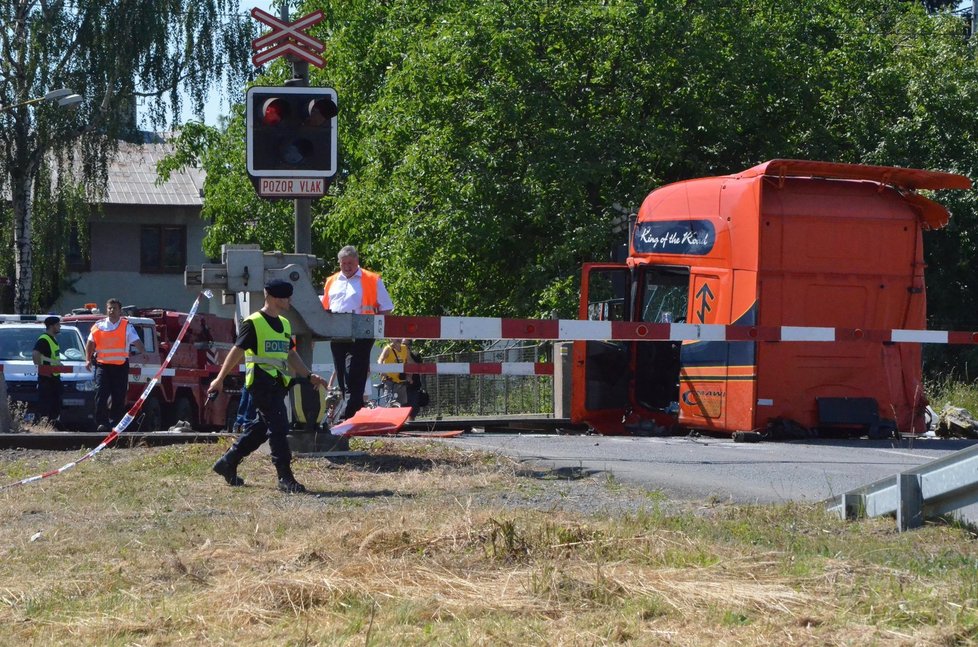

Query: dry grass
left=0, top=439, right=976, bottom=646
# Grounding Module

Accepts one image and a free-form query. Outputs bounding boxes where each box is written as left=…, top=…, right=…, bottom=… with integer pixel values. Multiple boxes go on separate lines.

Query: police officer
left=85, top=299, right=144, bottom=432
left=32, top=315, right=63, bottom=428
left=207, top=279, right=327, bottom=493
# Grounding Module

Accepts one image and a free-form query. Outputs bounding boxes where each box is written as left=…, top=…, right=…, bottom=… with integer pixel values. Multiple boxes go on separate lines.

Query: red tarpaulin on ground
left=330, top=406, right=412, bottom=437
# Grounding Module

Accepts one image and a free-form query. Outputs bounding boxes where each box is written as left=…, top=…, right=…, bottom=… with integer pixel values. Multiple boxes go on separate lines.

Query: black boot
left=275, top=464, right=306, bottom=494
left=213, top=449, right=244, bottom=486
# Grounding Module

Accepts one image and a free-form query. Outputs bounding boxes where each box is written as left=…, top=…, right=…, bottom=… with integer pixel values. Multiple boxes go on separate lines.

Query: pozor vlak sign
left=246, top=86, right=338, bottom=198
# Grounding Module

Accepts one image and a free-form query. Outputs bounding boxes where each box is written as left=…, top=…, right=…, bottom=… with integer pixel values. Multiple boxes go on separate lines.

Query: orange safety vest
left=91, top=318, right=131, bottom=365
left=320, top=268, right=381, bottom=314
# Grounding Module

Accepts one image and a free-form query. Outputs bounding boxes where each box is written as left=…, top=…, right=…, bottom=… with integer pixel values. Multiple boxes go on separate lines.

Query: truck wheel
left=174, top=396, right=196, bottom=430
left=137, top=396, right=162, bottom=432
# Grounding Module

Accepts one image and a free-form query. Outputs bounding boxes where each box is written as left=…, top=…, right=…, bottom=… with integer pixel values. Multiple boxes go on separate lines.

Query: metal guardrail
left=826, top=442, right=978, bottom=531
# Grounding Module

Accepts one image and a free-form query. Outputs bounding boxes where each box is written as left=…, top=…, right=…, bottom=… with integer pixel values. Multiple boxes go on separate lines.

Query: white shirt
left=87, top=317, right=141, bottom=345
left=326, top=268, right=395, bottom=314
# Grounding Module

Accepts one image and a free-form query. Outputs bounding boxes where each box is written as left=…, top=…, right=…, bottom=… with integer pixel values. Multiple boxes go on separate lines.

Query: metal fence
left=414, top=342, right=554, bottom=418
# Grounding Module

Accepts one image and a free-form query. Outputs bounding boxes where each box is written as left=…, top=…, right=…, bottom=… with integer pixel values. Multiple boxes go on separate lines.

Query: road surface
left=439, top=432, right=978, bottom=515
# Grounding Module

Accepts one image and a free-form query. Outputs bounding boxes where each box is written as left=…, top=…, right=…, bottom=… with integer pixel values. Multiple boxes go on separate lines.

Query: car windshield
left=0, top=326, right=85, bottom=361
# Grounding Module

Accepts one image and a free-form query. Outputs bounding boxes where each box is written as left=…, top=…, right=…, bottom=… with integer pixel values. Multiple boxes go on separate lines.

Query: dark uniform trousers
left=330, top=338, right=374, bottom=418
left=94, top=362, right=129, bottom=427
left=230, top=379, right=292, bottom=470
left=37, top=375, right=62, bottom=422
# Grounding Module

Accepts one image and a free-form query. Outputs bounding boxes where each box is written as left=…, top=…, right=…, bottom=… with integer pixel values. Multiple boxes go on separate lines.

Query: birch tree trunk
left=12, top=174, right=32, bottom=314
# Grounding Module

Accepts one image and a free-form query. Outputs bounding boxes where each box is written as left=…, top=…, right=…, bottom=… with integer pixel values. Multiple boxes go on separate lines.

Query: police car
left=0, top=317, right=96, bottom=429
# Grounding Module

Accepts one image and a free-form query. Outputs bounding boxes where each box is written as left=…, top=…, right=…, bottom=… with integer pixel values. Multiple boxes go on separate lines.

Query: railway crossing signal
left=246, top=86, right=338, bottom=195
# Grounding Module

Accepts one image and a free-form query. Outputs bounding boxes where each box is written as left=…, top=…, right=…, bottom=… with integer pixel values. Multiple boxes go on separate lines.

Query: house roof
left=104, top=139, right=204, bottom=206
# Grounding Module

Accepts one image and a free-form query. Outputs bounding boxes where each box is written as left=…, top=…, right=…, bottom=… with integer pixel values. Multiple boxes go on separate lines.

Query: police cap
left=44, top=315, right=60, bottom=327
left=264, top=278, right=294, bottom=298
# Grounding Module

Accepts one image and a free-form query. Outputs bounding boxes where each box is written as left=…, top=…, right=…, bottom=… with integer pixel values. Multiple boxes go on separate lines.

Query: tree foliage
left=0, top=0, right=254, bottom=312
left=176, top=0, right=978, bottom=329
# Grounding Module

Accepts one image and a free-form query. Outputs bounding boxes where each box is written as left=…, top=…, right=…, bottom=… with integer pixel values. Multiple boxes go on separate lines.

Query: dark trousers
left=330, top=338, right=374, bottom=418
left=231, top=383, right=292, bottom=470
left=37, top=376, right=62, bottom=423
left=94, top=362, right=129, bottom=427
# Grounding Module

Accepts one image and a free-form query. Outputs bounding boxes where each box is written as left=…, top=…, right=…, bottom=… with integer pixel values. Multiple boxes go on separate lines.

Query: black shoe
left=213, top=455, right=245, bottom=486
left=97, top=424, right=111, bottom=434
left=277, top=477, right=306, bottom=494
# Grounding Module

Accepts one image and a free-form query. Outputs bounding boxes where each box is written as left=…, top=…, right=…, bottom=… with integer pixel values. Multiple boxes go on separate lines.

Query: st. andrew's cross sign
left=251, top=8, right=325, bottom=68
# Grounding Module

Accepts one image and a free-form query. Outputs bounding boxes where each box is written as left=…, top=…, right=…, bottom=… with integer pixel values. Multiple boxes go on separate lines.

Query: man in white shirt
left=320, top=245, right=394, bottom=419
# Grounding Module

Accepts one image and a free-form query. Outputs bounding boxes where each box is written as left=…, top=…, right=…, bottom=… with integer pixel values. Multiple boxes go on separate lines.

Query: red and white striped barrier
left=367, top=362, right=553, bottom=376
left=378, top=316, right=978, bottom=344
left=0, top=361, right=552, bottom=380
left=0, top=365, right=83, bottom=376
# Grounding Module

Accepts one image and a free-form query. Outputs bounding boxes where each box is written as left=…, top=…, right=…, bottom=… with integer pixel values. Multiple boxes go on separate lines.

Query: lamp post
left=0, top=87, right=83, bottom=113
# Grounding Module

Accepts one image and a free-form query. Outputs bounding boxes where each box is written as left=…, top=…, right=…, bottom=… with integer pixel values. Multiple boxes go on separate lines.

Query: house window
left=66, top=224, right=89, bottom=272
left=140, top=225, right=186, bottom=273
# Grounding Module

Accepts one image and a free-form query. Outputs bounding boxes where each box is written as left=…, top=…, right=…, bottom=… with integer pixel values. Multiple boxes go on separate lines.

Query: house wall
left=51, top=204, right=228, bottom=315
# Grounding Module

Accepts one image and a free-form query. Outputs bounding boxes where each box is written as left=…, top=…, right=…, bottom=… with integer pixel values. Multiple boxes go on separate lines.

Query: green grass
left=0, top=439, right=977, bottom=645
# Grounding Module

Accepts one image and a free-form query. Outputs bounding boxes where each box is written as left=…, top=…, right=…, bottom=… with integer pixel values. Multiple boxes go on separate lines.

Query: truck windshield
left=640, top=267, right=689, bottom=323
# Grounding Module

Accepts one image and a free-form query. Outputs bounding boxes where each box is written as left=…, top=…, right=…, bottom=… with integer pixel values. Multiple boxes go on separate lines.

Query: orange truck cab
left=571, top=160, right=971, bottom=438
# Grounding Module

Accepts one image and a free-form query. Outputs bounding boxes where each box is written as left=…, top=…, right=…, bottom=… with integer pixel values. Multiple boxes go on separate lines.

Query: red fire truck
left=571, top=160, right=971, bottom=439
left=63, top=307, right=240, bottom=431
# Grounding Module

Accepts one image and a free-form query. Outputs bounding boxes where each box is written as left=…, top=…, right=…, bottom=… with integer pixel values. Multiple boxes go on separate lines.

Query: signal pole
left=280, top=3, right=313, bottom=256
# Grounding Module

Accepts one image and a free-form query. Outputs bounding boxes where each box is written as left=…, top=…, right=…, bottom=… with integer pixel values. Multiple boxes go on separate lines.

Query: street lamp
left=0, top=88, right=83, bottom=113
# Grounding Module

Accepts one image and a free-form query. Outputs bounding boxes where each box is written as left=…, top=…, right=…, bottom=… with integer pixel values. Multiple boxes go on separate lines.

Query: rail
left=825, top=443, right=978, bottom=530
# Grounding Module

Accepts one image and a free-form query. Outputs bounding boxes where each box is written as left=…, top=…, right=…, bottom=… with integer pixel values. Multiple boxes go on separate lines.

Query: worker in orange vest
left=321, top=245, right=394, bottom=419
left=85, top=298, right=145, bottom=432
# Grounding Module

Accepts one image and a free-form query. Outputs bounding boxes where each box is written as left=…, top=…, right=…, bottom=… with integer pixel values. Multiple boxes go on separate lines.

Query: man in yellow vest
left=32, top=315, right=63, bottom=428
left=208, top=279, right=327, bottom=493
left=320, top=245, right=394, bottom=419
left=85, top=299, right=145, bottom=433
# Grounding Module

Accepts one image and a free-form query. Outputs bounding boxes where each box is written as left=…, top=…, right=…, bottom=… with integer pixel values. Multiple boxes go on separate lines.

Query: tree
left=0, top=0, right=254, bottom=313
left=918, top=0, right=958, bottom=12
left=169, top=0, right=978, bottom=326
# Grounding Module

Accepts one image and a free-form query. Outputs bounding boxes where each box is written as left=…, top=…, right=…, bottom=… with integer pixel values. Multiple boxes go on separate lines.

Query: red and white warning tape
left=1, top=290, right=213, bottom=490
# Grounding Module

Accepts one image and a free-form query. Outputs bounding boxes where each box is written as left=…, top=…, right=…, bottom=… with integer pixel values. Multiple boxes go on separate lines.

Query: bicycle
left=368, top=380, right=403, bottom=409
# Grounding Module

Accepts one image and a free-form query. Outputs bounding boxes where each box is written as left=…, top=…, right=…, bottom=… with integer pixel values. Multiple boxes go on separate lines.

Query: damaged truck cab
left=572, top=159, right=971, bottom=437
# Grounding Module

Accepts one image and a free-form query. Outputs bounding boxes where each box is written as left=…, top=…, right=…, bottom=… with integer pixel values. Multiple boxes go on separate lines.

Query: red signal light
left=247, top=86, right=338, bottom=179
left=261, top=98, right=290, bottom=126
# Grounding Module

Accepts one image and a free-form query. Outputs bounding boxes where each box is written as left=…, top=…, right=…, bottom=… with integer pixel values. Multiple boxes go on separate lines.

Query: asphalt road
left=441, top=432, right=978, bottom=512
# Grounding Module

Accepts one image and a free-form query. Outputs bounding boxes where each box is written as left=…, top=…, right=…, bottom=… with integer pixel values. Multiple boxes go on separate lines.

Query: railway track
left=0, top=416, right=586, bottom=451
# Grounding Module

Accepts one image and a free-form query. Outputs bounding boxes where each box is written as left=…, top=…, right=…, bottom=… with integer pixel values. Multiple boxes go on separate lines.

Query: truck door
left=571, top=263, right=632, bottom=434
